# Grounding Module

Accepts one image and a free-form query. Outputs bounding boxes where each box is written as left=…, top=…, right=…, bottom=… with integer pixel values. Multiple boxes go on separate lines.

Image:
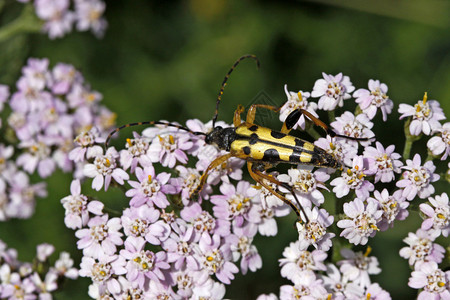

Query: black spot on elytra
left=249, top=125, right=258, bottom=132
left=249, top=133, right=258, bottom=145
left=243, top=146, right=251, bottom=155
left=262, top=148, right=280, bottom=162
left=289, top=153, right=300, bottom=163
left=294, top=139, right=304, bottom=148
left=270, top=131, right=286, bottom=139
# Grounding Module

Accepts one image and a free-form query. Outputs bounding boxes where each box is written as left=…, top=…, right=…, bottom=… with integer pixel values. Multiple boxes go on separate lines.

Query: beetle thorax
left=205, top=126, right=236, bottom=151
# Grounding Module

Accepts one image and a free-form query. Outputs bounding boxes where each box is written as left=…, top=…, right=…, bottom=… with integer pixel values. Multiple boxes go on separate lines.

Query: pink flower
left=119, top=236, right=170, bottom=288
left=364, top=283, right=392, bottom=300
left=337, top=248, right=381, bottom=289
left=54, top=252, right=78, bottom=279
left=337, top=198, right=382, bottom=245
left=69, top=128, right=104, bottom=163
left=79, top=255, right=126, bottom=294
left=126, top=165, right=175, bottom=208
left=314, top=135, right=357, bottom=168
left=147, top=130, right=192, bottom=168
left=311, top=72, right=355, bottom=111
left=353, top=79, right=393, bottom=121
left=180, top=202, right=230, bottom=243
left=279, top=241, right=326, bottom=283
left=171, top=268, right=209, bottom=298
left=119, top=132, right=152, bottom=172
left=211, top=181, right=260, bottom=230
left=364, top=142, right=403, bottom=183
left=83, top=147, right=129, bottom=191
left=255, top=184, right=290, bottom=236
left=278, top=167, right=330, bottom=208
left=61, top=179, right=104, bottom=229
left=191, top=278, right=226, bottom=299
left=330, top=156, right=374, bottom=200
left=279, top=85, right=316, bottom=130
left=74, top=0, right=108, bottom=38
left=408, top=261, right=450, bottom=299
left=331, top=111, right=375, bottom=147
left=396, top=154, right=439, bottom=200
left=17, top=137, right=56, bottom=178
left=34, top=0, right=74, bottom=39
left=228, top=227, right=262, bottom=275
left=121, top=205, right=170, bottom=245
left=399, top=229, right=445, bottom=266
left=50, top=63, right=81, bottom=94
left=75, top=214, right=123, bottom=259
left=371, top=189, right=409, bottom=231
left=321, top=264, right=364, bottom=298
left=162, top=225, right=200, bottom=270
left=420, top=193, right=450, bottom=238
left=196, top=234, right=239, bottom=285
left=280, top=272, right=328, bottom=298
left=295, top=206, right=335, bottom=251
left=398, top=93, right=445, bottom=136
left=173, top=165, right=213, bottom=204
left=427, top=122, right=450, bottom=160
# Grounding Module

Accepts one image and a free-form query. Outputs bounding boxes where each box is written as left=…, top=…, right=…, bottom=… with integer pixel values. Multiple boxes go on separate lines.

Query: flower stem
left=102, top=206, right=121, bottom=217
left=0, top=4, right=42, bottom=42
left=306, top=127, right=321, bottom=140
left=402, top=118, right=421, bottom=160
left=328, top=110, right=336, bottom=123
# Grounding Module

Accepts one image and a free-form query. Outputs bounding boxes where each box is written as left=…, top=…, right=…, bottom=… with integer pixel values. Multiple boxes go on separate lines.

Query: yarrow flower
left=337, top=198, right=382, bottom=245
left=16, top=0, right=108, bottom=39
left=311, top=72, right=355, bottom=110
left=399, top=229, right=445, bottom=266
left=0, top=240, right=78, bottom=299
left=331, top=155, right=374, bottom=200
left=0, top=58, right=115, bottom=220
left=331, top=111, right=375, bottom=146
left=337, top=248, right=381, bottom=289
left=278, top=167, right=330, bottom=208
left=364, top=142, right=403, bottom=183
left=371, top=189, right=409, bottom=231
left=295, top=206, right=335, bottom=251
left=419, top=192, right=450, bottom=238
left=408, top=261, right=450, bottom=299
left=83, top=147, right=129, bottom=191
left=60, top=179, right=103, bottom=229
left=126, top=165, right=175, bottom=208
left=398, top=93, right=446, bottom=136
left=353, top=79, right=394, bottom=121
left=52, top=66, right=448, bottom=299
left=427, top=122, right=450, bottom=160
left=396, top=153, right=439, bottom=200
left=75, top=214, right=124, bottom=259
left=279, top=241, right=327, bottom=284
left=279, top=85, right=316, bottom=130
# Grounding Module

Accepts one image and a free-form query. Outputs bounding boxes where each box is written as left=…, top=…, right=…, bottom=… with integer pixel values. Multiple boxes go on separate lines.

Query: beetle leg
left=248, top=162, right=308, bottom=224
left=286, top=108, right=372, bottom=141
left=190, top=153, right=233, bottom=199
left=233, top=104, right=246, bottom=127
left=246, top=104, right=282, bottom=125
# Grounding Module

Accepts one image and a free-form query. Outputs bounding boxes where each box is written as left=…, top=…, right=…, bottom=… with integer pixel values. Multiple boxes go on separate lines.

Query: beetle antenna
left=104, top=121, right=206, bottom=150
left=211, top=54, right=260, bottom=128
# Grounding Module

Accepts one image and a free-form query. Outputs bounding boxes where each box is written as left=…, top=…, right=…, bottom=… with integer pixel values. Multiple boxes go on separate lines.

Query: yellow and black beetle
left=105, top=55, right=368, bottom=224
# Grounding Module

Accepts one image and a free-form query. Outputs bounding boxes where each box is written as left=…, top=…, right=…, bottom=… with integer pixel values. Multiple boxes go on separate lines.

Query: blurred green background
left=0, top=0, right=449, bottom=299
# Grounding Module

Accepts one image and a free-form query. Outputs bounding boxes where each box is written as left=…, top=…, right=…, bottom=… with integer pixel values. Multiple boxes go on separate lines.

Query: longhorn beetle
left=105, top=55, right=369, bottom=224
